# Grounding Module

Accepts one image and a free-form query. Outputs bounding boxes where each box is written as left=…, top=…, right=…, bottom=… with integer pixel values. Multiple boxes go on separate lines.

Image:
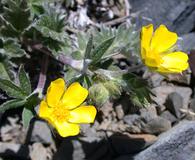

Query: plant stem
left=35, top=54, right=49, bottom=98
left=58, top=54, right=84, bottom=71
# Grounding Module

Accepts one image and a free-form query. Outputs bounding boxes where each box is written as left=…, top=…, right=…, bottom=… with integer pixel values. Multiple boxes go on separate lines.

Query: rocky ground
left=0, top=0, right=195, bottom=160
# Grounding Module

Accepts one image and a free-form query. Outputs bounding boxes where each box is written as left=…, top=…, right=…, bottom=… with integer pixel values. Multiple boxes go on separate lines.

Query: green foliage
left=92, top=25, right=140, bottom=59
left=22, top=93, right=39, bottom=128
left=0, top=79, right=27, bottom=99
left=121, top=73, right=152, bottom=107
left=0, top=65, right=39, bottom=127
left=0, top=99, right=27, bottom=112
left=0, top=38, right=26, bottom=58
left=22, top=107, right=34, bottom=128
left=91, top=37, right=115, bottom=64
left=18, top=65, right=32, bottom=95
left=0, top=0, right=153, bottom=130
left=33, top=7, right=66, bottom=42
left=89, top=83, right=110, bottom=107
left=0, top=59, right=12, bottom=80
left=33, top=5, right=68, bottom=54
left=0, top=0, right=31, bottom=37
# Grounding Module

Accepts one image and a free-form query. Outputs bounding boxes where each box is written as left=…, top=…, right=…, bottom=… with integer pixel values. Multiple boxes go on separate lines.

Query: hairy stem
left=35, top=54, right=49, bottom=97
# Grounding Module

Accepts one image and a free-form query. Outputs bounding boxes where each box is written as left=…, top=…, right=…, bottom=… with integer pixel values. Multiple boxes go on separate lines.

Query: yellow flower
left=141, top=24, right=189, bottom=73
left=38, top=78, right=97, bottom=137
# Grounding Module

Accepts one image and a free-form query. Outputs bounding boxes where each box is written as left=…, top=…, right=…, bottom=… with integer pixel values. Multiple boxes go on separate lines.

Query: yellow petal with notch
left=158, top=52, right=189, bottom=73
left=54, top=121, right=80, bottom=137
left=46, top=78, right=65, bottom=107
left=151, top=25, right=178, bottom=53
left=62, top=82, right=88, bottom=109
left=68, top=105, right=97, bottom=123
left=38, top=100, right=53, bottom=123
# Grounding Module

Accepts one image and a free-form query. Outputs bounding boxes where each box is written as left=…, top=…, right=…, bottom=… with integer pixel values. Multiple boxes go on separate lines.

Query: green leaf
left=77, top=32, right=88, bottom=51
left=83, top=75, right=92, bottom=89
left=33, top=5, right=66, bottom=43
left=22, top=107, right=34, bottom=128
left=84, top=35, right=93, bottom=59
left=33, top=5, right=68, bottom=55
left=122, top=73, right=152, bottom=107
left=91, top=37, right=115, bottom=64
left=0, top=56, right=14, bottom=80
left=19, top=65, right=31, bottom=95
left=0, top=62, right=10, bottom=80
left=0, top=0, right=31, bottom=37
left=0, top=78, right=26, bottom=98
left=22, top=92, right=39, bottom=128
left=92, top=25, right=139, bottom=61
left=0, top=38, right=26, bottom=58
left=0, top=99, right=26, bottom=112
left=26, top=92, right=40, bottom=107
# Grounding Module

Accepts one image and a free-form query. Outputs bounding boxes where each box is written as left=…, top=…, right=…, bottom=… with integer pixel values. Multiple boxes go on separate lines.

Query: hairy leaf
left=0, top=38, right=26, bottom=58
left=0, top=56, right=14, bottom=80
left=0, top=0, right=31, bottom=37
left=122, top=73, right=152, bottom=107
left=0, top=99, right=26, bottom=112
left=91, top=37, right=115, bottom=64
left=19, top=65, right=31, bottom=95
left=0, top=62, right=10, bottom=80
left=22, top=93, right=39, bottom=128
left=33, top=5, right=66, bottom=42
left=84, top=35, right=93, bottom=59
left=22, top=107, right=34, bottom=128
left=0, top=78, right=26, bottom=99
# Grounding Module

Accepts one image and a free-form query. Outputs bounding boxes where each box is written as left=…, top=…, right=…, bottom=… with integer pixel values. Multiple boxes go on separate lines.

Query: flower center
left=52, top=106, right=70, bottom=122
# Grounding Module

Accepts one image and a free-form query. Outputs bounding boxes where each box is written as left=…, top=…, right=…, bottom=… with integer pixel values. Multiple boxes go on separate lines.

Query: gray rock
left=30, top=143, right=48, bottom=160
left=189, top=98, right=195, bottom=113
left=156, top=105, right=166, bottom=115
left=152, top=86, right=192, bottom=109
left=143, top=72, right=164, bottom=87
left=53, top=137, right=106, bottom=160
left=166, top=72, right=191, bottom=85
left=133, top=121, right=195, bottom=160
left=124, top=114, right=143, bottom=133
left=123, top=114, right=143, bottom=126
left=109, top=133, right=157, bottom=155
left=160, top=110, right=177, bottom=124
left=139, top=105, right=157, bottom=123
left=31, top=120, right=53, bottom=144
left=115, top=104, right=125, bottom=120
left=181, top=32, right=195, bottom=52
left=126, top=125, right=142, bottom=133
left=165, top=92, right=183, bottom=118
left=0, top=142, right=29, bottom=159
left=142, top=117, right=171, bottom=135
left=129, top=0, right=195, bottom=34
left=53, top=138, right=85, bottom=160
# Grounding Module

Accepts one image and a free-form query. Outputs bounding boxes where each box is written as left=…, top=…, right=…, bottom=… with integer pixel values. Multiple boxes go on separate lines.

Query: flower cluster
left=141, top=24, right=189, bottom=73
left=39, top=24, right=189, bottom=138
left=38, top=78, right=97, bottom=137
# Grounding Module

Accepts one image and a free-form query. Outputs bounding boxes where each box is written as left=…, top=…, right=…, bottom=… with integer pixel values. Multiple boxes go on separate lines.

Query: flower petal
left=38, top=100, right=53, bottom=123
left=46, top=78, right=65, bottom=107
left=158, top=52, right=189, bottom=73
left=68, top=105, right=97, bottom=123
left=54, top=121, right=80, bottom=137
left=62, top=82, right=88, bottom=109
left=151, top=25, right=178, bottom=53
left=141, top=24, right=153, bottom=59
left=145, top=50, right=162, bottom=67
